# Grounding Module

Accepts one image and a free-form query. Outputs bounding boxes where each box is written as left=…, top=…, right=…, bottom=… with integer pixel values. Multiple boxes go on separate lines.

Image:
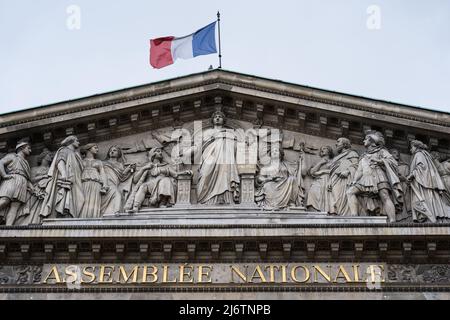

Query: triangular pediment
left=0, top=69, right=448, bottom=157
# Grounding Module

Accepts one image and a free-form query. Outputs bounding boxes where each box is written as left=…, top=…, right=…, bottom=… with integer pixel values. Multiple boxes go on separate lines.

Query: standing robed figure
left=40, top=135, right=84, bottom=219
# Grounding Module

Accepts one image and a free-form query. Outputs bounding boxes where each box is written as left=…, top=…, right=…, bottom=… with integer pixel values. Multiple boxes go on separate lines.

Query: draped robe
left=410, top=150, right=450, bottom=222
left=40, top=147, right=84, bottom=218
left=328, top=149, right=359, bottom=215
left=196, top=128, right=240, bottom=204
left=101, top=161, right=133, bottom=215
left=255, top=160, right=303, bottom=210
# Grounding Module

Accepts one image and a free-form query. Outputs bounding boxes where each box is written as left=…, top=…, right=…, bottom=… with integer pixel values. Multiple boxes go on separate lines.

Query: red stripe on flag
left=150, top=36, right=175, bottom=69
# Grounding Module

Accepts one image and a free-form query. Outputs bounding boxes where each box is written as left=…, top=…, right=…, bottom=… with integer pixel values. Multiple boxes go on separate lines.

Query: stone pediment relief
left=0, top=70, right=449, bottom=227
left=0, top=108, right=449, bottom=227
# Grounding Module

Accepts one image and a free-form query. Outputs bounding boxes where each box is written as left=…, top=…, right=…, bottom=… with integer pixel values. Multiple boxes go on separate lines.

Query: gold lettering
left=179, top=264, right=194, bottom=283
left=353, top=264, right=361, bottom=282
left=43, top=266, right=62, bottom=284
left=65, top=266, right=78, bottom=284
left=333, top=265, right=352, bottom=283
left=249, top=265, right=267, bottom=283
left=379, top=265, right=385, bottom=283
left=368, top=265, right=385, bottom=283
left=265, top=265, right=280, bottom=283
left=230, top=265, right=248, bottom=283
left=281, top=265, right=288, bottom=283
left=98, top=265, right=115, bottom=283
left=162, top=265, right=177, bottom=283
left=291, top=265, right=310, bottom=283
left=197, top=265, right=213, bottom=283
left=81, top=266, right=96, bottom=284
left=142, top=265, right=158, bottom=283
left=313, top=265, right=332, bottom=283
left=118, top=265, right=139, bottom=283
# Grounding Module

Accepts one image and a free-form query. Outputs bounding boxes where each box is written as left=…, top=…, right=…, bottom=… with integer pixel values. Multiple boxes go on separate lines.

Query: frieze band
left=1, top=263, right=450, bottom=288
left=0, top=111, right=449, bottom=226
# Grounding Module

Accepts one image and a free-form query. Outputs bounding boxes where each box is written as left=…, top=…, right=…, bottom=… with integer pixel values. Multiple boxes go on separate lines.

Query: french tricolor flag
left=150, top=22, right=217, bottom=69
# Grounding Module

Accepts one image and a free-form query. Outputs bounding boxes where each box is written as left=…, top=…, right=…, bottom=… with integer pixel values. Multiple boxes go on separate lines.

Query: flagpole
left=217, top=11, right=222, bottom=69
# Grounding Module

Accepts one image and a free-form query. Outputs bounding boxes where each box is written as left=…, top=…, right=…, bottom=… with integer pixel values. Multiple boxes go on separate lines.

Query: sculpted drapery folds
left=127, top=147, right=190, bottom=212
left=255, top=145, right=304, bottom=210
left=390, top=149, right=411, bottom=222
left=328, top=138, right=359, bottom=216
left=191, top=111, right=240, bottom=205
left=306, top=146, right=333, bottom=212
left=431, top=152, right=450, bottom=194
left=79, top=144, right=108, bottom=219
left=16, top=149, right=54, bottom=225
left=0, top=141, right=32, bottom=226
left=40, top=135, right=84, bottom=219
left=347, top=131, right=403, bottom=223
left=101, top=146, right=135, bottom=216
left=3, top=124, right=450, bottom=224
left=407, top=140, right=450, bottom=223
left=441, top=158, right=450, bottom=193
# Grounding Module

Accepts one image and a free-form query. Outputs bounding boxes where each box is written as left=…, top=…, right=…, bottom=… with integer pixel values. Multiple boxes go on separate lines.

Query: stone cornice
left=0, top=70, right=448, bottom=136
left=0, top=223, right=449, bottom=239
left=215, top=71, right=450, bottom=129
left=1, top=223, right=448, bottom=263
left=1, top=285, right=449, bottom=294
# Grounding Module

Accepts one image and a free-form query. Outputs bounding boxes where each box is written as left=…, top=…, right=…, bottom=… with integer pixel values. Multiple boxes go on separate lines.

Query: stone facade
left=0, top=69, right=449, bottom=299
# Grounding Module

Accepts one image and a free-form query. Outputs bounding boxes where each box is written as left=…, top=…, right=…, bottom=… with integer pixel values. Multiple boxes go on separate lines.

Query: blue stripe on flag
left=192, top=22, right=217, bottom=57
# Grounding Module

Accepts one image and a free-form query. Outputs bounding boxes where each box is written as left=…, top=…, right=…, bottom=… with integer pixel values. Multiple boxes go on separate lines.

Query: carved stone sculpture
left=255, top=145, right=304, bottom=210
left=0, top=141, right=32, bottom=226
left=390, top=149, right=411, bottom=222
left=346, top=131, right=402, bottom=222
left=5, top=121, right=448, bottom=226
left=431, top=152, right=450, bottom=193
left=306, top=146, right=333, bottom=212
left=128, top=147, right=190, bottom=212
left=40, top=135, right=84, bottom=219
left=16, top=149, right=54, bottom=225
left=440, top=157, right=450, bottom=193
left=407, top=140, right=450, bottom=223
left=328, top=138, right=359, bottom=216
left=79, top=143, right=108, bottom=219
left=182, top=111, right=240, bottom=205
left=101, top=145, right=135, bottom=216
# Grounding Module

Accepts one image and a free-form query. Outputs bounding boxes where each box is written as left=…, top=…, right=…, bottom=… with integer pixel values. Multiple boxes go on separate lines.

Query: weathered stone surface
left=43, top=209, right=387, bottom=226
left=0, top=291, right=449, bottom=300
left=1, top=70, right=449, bottom=299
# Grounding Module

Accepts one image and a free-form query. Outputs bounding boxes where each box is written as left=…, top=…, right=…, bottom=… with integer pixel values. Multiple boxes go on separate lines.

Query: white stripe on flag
left=171, top=35, right=194, bottom=60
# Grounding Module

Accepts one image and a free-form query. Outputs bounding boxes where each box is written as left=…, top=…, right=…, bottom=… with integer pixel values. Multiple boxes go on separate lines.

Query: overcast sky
left=1, top=0, right=449, bottom=114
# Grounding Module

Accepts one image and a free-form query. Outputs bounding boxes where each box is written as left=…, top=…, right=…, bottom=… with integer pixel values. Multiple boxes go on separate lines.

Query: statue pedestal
left=44, top=207, right=387, bottom=226
left=238, top=164, right=257, bottom=207
left=175, top=174, right=192, bottom=206
left=240, top=173, right=256, bottom=206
